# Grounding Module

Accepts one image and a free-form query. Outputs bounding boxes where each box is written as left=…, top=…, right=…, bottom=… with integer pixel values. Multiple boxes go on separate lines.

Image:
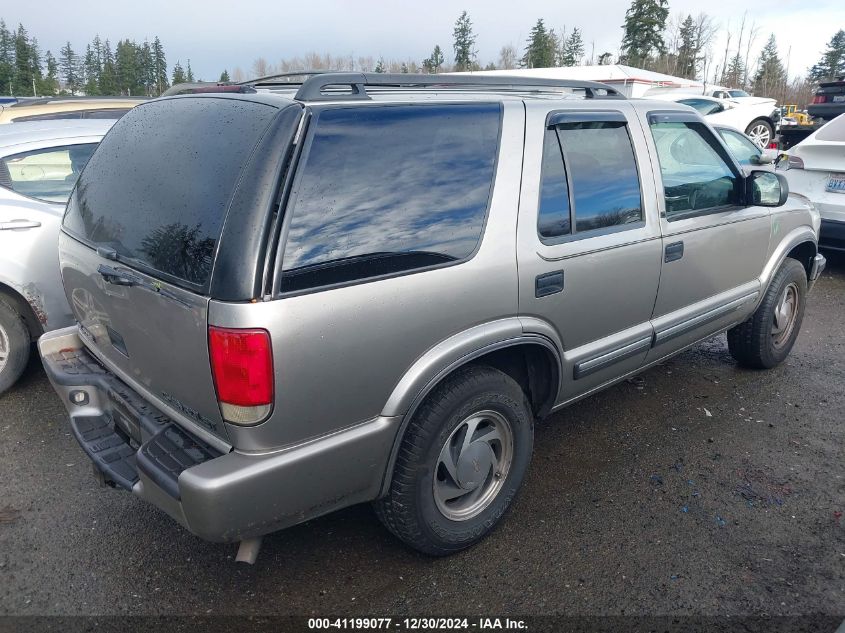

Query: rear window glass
left=279, top=103, right=501, bottom=293
left=63, top=97, right=277, bottom=290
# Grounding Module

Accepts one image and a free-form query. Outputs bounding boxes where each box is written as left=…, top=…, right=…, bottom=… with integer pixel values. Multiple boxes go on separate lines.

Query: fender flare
left=377, top=319, right=562, bottom=496
left=757, top=226, right=817, bottom=308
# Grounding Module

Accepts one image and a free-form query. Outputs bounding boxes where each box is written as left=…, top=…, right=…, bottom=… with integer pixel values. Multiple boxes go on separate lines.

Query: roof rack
left=294, top=73, right=625, bottom=102
left=161, top=82, right=258, bottom=97
left=242, top=70, right=335, bottom=87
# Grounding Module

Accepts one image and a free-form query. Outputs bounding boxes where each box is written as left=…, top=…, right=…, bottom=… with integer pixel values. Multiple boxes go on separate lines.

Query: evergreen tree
left=0, top=21, right=13, bottom=95
left=598, top=52, right=614, bottom=65
left=752, top=34, right=786, bottom=97
left=374, top=58, right=385, bottom=73
left=722, top=52, right=746, bottom=88
left=522, top=19, right=555, bottom=68
left=152, top=36, right=167, bottom=95
left=186, top=59, right=194, bottom=82
left=452, top=10, right=477, bottom=71
left=810, top=30, right=845, bottom=81
left=13, top=24, right=37, bottom=95
left=219, top=69, right=230, bottom=82
left=59, top=40, right=80, bottom=94
left=40, top=50, right=59, bottom=95
left=676, top=15, right=699, bottom=79
left=82, top=44, right=99, bottom=95
left=171, top=60, right=186, bottom=85
left=620, top=0, right=669, bottom=68
left=560, top=27, right=585, bottom=66
left=99, top=39, right=117, bottom=94
left=422, top=45, right=444, bottom=74
left=115, top=39, right=138, bottom=95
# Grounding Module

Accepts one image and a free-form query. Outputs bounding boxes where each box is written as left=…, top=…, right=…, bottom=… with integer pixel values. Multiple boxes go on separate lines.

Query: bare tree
left=251, top=57, right=271, bottom=79
left=498, top=44, right=518, bottom=69
left=231, top=67, right=245, bottom=82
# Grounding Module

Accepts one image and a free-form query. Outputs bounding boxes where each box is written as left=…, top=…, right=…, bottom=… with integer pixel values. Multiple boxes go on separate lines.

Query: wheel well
left=0, top=283, right=44, bottom=341
left=466, top=343, right=560, bottom=419
left=787, top=241, right=817, bottom=280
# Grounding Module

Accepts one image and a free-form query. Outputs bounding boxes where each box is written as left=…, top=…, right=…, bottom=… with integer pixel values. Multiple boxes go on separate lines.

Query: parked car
left=713, top=125, right=779, bottom=168
left=0, top=120, right=114, bottom=394
left=778, top=113, right=845, bottom=251
left=0, top=97, right=144, bottom=124
left=649, top=93, right=780, bottom=148
left=807, top=76, right=845, bottom=122
left=38, top=74, right=824, bottom=562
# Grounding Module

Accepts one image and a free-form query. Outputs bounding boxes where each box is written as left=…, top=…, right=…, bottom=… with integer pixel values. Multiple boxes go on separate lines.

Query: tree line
left=3, top=3, right=845, bottom=104
left=0, top=19, right=198, bottom=97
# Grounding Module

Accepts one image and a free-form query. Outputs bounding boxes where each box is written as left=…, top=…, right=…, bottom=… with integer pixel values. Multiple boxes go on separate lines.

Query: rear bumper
left=820, top=219, right=845, bottom=252
left=38, top=327, right=400, bottom=542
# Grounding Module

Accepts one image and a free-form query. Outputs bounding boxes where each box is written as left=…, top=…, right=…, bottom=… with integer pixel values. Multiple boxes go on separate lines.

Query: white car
left=778, top=114, right=845, bottom=252
left=0, top=120, right=114, bottom=394
left=648, top=93, right=779, bottom=148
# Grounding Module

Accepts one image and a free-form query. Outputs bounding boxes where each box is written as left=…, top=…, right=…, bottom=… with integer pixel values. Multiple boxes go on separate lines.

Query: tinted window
left=717, top=128, right=761, bottom=166
left=11, top=111, right=84, bottom=122
left=83, top=108, right=132, bottom=119
left=556, top=121, right=643, bottom=232
left=0, top=143, right=97, bottom=203
left=537, top=128, right=571, bottom=239
left=280, top=104, right=500, bottom=293
left=649, top=120, right=741, bottom=217
left=64, top=97, right=278, bottom=290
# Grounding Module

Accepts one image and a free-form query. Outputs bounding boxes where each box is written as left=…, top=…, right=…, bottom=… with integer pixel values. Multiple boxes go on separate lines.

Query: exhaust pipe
left=235, top=537, right=263, bottom=564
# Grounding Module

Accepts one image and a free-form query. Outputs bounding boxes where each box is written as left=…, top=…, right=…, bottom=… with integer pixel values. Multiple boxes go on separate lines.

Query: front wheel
left=374, top=365, right=533, bottom=556
left=727, top=258, right=807, bottom=369
left=745, top=118, right=774, bottom=148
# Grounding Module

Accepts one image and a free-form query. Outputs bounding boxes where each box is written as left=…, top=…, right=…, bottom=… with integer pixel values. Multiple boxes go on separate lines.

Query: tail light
left=812, top=95, right=827, bottom=104
left=209, top=326, right=274, bottom=425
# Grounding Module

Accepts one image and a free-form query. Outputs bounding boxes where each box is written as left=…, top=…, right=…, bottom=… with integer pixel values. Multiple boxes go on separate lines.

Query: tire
left=727, top=258, right=807, bottom=369
left=745, top=118, right=774, bottom=148
left=374, top=365, right=533, bottom=556
left=0, top=298, right=31, bottom=396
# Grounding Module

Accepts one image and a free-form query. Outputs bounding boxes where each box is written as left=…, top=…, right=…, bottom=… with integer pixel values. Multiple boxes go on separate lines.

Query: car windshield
left=717, top=128, right=762, bottom=166
left=728, top=90, right=750, bottom=98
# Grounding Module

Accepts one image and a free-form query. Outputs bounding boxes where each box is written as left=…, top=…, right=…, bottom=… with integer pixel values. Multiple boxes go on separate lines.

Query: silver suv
left=39, top=74, right=825, bottom=561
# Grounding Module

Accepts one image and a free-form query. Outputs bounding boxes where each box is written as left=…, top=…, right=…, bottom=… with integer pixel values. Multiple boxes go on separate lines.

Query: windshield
left=728, top=90, right=751, bottom=98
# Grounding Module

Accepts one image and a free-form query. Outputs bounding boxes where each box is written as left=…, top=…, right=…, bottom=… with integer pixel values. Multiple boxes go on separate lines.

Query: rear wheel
left=727, top=258, right=807, bottom=369
left=374, top=365, right=533, bottom=556
left=745, top=118, right=773, bottom=148
left=0, top=299, right=31, bottom=396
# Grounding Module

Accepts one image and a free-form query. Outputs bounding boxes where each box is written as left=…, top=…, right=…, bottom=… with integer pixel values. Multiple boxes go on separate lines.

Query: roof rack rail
left=294, top=73, right=625, bottom=102
left=241, top=70, right=335, bottom=86
left=7, top=95, right=148, bottom=107
left=161, top=82, right=257, bottom=97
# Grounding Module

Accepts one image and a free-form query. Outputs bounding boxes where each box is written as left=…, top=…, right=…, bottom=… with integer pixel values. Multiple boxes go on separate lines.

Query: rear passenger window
left=280, top=104, right=501, bottom=293
left=0, top=143, right=97, bottom=203
left=537, top=115, right=643, bottom=241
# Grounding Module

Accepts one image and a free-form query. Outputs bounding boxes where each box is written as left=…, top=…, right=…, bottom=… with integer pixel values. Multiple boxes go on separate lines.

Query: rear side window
left=538, top=116, right=643, bottom=241
left=0, top=143, right=97, bottom=203
left=279, top=103, right=501, bottom=293
left=63, top=97, right=278, bottom=291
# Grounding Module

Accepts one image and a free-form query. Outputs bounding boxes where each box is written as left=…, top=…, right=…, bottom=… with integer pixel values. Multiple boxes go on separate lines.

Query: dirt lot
left=0, top=254, right=843, bottom=625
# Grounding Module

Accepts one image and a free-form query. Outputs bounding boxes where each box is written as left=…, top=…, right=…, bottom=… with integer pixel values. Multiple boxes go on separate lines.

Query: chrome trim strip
left=654, top=291, right=758, bottom=346
left=573, top=336, right=653, bottom=380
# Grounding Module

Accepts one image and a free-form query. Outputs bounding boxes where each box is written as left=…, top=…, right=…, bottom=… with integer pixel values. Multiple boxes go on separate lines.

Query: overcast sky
left=7, top=0, right=844, bottom=82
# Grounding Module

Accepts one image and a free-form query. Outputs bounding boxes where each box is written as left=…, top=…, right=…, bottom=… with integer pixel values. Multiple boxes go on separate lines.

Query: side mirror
left=747, top=170, right=789, bottom=207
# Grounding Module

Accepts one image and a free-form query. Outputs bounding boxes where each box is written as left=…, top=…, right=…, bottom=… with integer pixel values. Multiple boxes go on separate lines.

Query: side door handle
left=535, top=270, right=564, bottom=298
left=664, top=241, right=684, bottom=263
left=0, top=219, right=41, bottom=231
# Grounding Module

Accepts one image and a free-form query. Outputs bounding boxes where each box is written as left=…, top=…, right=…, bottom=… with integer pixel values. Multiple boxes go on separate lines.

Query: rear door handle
left=0, top=219, right=41, bottom=230
left=664, top=241, right=684, bottom=263
left=535, top=270, right=564, bottom=298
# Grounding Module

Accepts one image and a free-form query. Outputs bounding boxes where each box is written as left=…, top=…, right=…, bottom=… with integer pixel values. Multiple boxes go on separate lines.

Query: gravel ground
left=0, top=254, right=843, bottom=623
